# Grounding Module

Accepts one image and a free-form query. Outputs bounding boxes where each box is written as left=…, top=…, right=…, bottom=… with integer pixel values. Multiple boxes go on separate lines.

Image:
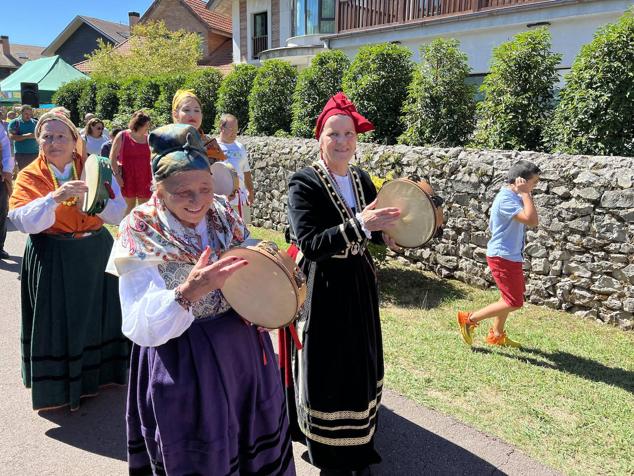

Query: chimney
left=0, top=36, right=10, bottom=56
left=128, top=12, right=140, bottom=28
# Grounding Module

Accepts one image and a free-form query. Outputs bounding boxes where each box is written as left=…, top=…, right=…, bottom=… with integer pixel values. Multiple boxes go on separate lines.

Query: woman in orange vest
left=9, top=111, right=129, bottom=411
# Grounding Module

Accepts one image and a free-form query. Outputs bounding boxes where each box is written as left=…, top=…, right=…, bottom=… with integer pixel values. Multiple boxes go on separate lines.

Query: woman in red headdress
left=282, top=93, right=401, bottom=474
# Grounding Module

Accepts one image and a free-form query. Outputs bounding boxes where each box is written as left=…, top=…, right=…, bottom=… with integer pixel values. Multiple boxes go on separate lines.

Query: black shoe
left=0, top=250, right=9, bottom=260
left=351, top=468, right=372, bottom=476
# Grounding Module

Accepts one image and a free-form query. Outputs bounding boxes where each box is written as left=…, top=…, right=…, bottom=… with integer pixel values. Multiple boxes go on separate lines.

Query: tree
left=215, top=64, right=258, bottom=132
left=472, top=27, right=561, bottom=151
left=248, top=60, right=297, bottom=136
left=86, top=21, right=202, bottom=82
left=52, top=79, right=87, bottom=125
left=547, top=9, right=634, bottom=156
left=77, top=80, right=97, bottom=124
left=95, top=80, right=120, bottom=120
left=342, top=42, right=414, bottom=144
left=291, top=50, right=350, bottom=138
left=399, top=38, right=476, bottom=147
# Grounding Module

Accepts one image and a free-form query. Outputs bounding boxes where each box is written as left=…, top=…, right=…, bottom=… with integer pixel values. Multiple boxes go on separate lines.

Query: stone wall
left=240, top=137, right=634, bottom=330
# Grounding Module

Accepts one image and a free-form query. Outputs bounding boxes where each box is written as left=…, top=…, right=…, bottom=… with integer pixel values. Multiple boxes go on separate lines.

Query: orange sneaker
left=457, top=311, right=477, bottom=346
left=486, top=329, right=521, bottom=348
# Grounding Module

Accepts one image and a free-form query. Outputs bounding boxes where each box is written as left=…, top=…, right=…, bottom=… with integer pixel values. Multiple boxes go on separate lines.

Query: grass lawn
left=249, top=226, right=634, bottom=476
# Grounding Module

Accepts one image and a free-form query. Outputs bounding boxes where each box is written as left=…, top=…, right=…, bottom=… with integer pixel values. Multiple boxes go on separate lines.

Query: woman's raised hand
left=52, top=180, right=88, bottom=204
left=359, top=199, right=400, bottom=232
left=179, top=247, right=248, bottom=302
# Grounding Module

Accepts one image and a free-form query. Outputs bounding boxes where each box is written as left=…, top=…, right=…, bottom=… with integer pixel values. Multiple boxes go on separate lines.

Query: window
left=293, top=0, right=335, bottom=36
left=252, top=12, right=268, bottom=59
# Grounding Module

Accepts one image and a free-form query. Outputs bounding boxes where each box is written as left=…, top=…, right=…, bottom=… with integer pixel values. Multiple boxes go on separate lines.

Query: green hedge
left=343, top=43, right=414, bottom=144
left=400, top=39, right=476, bottom=147
left=95, top=81, right=120, bottom=120
left=291, top=50, right=350, bottom=138
left=248, top=60, right=297, bottom=136
left=215, top=64, right=258, bottom=133
left=547, top=10, right=634, bottom=156
left=52, top=79, right=87, bottom=125
left=472, top=27, right=561, bottom=151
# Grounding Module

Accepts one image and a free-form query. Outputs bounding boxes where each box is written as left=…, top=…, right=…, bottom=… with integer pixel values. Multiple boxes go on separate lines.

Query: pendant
left=350, top=242, right=360, bottom=255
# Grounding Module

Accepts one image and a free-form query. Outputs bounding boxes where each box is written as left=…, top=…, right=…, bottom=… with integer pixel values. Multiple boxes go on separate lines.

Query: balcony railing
left=252, top=35, right=269, bottom=59
left=336, top=0, right=555, bottom=33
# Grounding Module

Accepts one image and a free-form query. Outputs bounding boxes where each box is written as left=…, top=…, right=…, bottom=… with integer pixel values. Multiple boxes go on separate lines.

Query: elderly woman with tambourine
left=8, top=111, right=129, bottom=411
left=281, top=93, right=404, bottom=474
left=107, top=123, right=295, bottom=475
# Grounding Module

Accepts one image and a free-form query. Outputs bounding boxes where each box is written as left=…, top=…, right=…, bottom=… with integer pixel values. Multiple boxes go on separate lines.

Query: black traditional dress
left=283, top=160, right=384, bottom=471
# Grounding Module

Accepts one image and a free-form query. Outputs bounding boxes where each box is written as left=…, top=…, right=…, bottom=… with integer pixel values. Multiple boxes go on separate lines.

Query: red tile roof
left=0, top=43, right=45, bottom=69
left=182, top=0, right=232, bottom=34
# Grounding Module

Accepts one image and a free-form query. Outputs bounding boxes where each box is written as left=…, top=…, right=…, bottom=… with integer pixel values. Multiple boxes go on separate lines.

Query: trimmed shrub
left=107, top=108, right=166, bottom=131
left=52, top=79, right=86, bottom=125
left=183, top=68, right=224, bottom=133
left=472, top=27, right=561, bottom=151
left=136, top=77, right=162, bottom=111
left=154, top=74, right=187, bottom=126
left=247, top=60, right=297, bottom=136
left=77, top=80, right=98, bottom=124
left=215, top=64, right=258, bottom=132
left=95, top=80, right=120, bottom=120
left=547, top=10, right=634, bottom=156
left=291, top=50, right=350, bottom=138
left=117, top=78, right=144, bottom=114
left=399, top=38, right=476, bottom=147
left=342, top=43, right=414, bottom=144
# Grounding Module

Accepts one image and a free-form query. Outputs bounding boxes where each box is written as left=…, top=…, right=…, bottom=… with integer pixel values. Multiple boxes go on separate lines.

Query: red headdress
left=314, top=92, right=374, bottom=140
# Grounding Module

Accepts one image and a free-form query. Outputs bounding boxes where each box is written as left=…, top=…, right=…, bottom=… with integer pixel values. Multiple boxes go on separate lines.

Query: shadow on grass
left=39, top=384, right=127, bottom=461
left=378, top=265, right=466, bottom=309
left=473, top=346, right=634, bottom=395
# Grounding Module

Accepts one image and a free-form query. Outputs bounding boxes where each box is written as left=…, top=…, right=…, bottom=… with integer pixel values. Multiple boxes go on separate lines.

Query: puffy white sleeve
left=8, top=193, right=59, bottom=234
left=119, top=265, right=195, bottom=347
left=97, top=176, right=127, bottom=225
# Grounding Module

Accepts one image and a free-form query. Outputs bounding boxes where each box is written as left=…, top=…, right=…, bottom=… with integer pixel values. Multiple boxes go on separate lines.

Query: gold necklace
left=48, top=161, right=79, bottom=207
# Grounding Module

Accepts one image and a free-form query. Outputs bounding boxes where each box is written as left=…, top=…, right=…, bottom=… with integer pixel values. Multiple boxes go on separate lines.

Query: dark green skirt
left=21, top=227, right=130, bottom=410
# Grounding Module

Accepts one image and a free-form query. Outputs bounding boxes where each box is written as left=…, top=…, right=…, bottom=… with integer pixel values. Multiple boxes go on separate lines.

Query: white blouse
left=113, top=216, right=211, bottom=347
left=9, top=162, right=127, bottom=234
left=332, top=172, right=372, bottom=239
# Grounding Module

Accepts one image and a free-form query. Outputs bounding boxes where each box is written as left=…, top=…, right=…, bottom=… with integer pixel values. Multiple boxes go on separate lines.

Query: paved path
left=0, top=225, right=560, bottom=475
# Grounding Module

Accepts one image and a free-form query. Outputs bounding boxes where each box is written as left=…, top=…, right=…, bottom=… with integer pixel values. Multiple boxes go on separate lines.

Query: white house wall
left=232, top=0, right=241, bottom=63
left=327, top=0, right=632, bottom=75
left=279, top=0, right=292, bottom=48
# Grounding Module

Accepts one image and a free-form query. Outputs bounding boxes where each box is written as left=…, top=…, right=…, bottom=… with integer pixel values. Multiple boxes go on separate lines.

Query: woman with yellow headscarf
left=172, top=89, right=225, bottom=163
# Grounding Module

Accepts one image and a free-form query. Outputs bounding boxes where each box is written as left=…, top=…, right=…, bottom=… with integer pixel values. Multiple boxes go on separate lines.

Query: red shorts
left=487, top=256, right=525, bottom=308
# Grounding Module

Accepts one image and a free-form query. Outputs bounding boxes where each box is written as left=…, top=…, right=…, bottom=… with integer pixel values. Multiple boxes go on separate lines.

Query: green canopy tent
left=0, top=55, right=88, bottom=105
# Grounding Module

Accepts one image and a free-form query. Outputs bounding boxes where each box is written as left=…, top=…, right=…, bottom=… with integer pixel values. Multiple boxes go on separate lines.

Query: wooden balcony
left=336, top=0, right=558, bottom=33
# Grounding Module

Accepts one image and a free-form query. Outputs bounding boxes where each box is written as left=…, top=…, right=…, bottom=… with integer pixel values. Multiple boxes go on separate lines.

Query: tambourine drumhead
left=211, top=161, right=239, bottom=196
left=221, top=242, right=305, bottom=329
left=81, top=154, right=111, bottom=215
left=376, top=179, right=438, bottom=248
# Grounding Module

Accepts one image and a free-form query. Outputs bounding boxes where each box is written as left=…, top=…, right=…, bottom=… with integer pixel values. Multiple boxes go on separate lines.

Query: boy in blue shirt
left=458, top=160, right=541, bottom=348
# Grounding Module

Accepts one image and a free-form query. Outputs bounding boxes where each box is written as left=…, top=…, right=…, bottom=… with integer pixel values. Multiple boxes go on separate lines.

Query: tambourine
left=81, top=154, right=115, bottom=215
left=375, top=176, right=444, bottom=248
left=220, top=240, right=307, bottom=329
left=211, top=161, right=239, bottom=197
left=202, top=135, right=226, bottom=163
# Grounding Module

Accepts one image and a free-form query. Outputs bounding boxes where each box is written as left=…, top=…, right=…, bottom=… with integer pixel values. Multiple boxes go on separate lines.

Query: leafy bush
left=291, top=50, right=350, bottom=138
left=342, top=43, right=414, bottom=144
left=136, top=77, right=162, bottom=111
left=154, top=74, right=187, bottom=126
left=183, top=68, right=223, bottom=133
left=77, top=80, right=98, bottom=124
left=117, top=78, right=144, bottom=114
left=399, top=39, right=476, bottom=147
left=472, top=27, right=561, bottom=151
left=247, top=60, right=297, bottom=136
left=52, top=79, right=86, bottom=124
left=106, top=108, right=166, bottom=132
left=95, top=80, right=120, bottom=120
left=547, top=10, right=634, bottom=156
left=215, top=64, right=258, bottom=133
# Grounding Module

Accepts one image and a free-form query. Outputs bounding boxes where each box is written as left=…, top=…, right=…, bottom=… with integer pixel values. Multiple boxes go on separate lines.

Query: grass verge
left=249, top=226, right=634, bottom=476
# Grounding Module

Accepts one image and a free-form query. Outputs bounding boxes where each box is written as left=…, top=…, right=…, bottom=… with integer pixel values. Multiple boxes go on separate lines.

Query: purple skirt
left=126, top=311, right=295, bottom=475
